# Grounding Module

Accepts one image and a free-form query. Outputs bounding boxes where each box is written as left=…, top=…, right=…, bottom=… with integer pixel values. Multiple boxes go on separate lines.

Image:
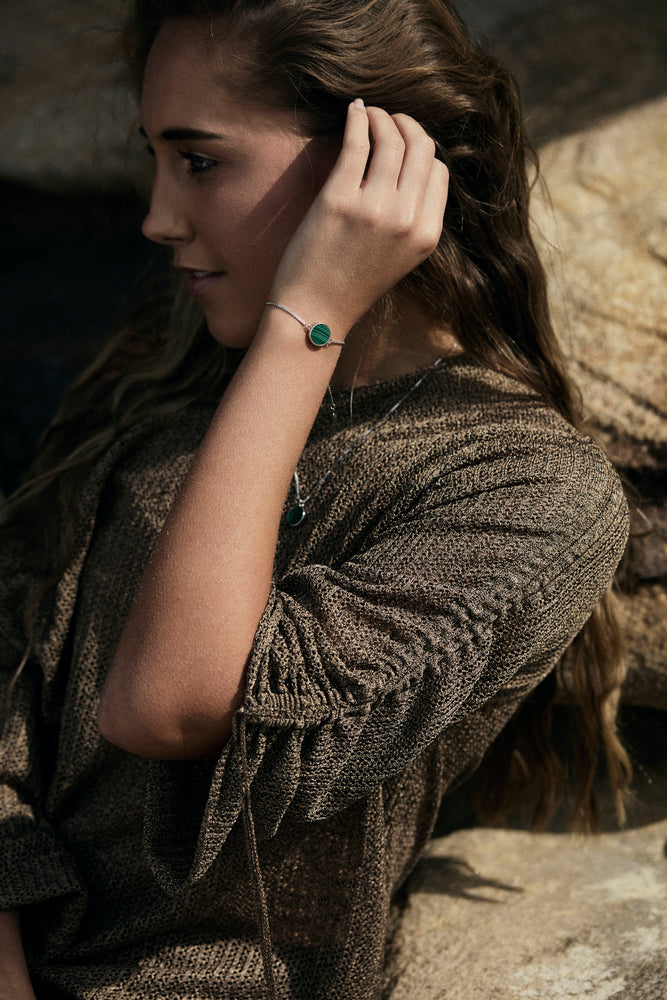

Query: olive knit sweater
left=0, top=357, right=628, bottom=1000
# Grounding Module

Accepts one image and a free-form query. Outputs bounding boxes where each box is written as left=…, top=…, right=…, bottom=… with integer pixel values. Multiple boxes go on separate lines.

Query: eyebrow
left=139, top=126, right=225, bottom=142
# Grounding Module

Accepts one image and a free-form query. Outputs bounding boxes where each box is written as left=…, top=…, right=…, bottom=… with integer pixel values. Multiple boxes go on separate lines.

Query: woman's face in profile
left=140, top=19, right=332, bottom=348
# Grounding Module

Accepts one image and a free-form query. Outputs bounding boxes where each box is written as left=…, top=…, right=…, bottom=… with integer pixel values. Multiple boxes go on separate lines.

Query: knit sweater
left=0, top=357, right=628, bottom=1000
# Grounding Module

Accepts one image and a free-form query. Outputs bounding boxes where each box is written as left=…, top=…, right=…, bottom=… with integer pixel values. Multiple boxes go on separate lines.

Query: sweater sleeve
left=0, top=534, right=84, bottom=911
left=0, top=408, right=219, bottom=910
left=144, top=424, right=629, bottom=890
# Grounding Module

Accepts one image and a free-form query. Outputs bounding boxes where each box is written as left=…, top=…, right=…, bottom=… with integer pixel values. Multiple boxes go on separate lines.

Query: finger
left=418, top=157, right=449, bottom=250
left=362, top=107, right=407, bottom=190
left=327, top=99, right=371, bottom=191
left=391, top=114, right=438, bottom=194
left=427, top=157, right=449, bottom=216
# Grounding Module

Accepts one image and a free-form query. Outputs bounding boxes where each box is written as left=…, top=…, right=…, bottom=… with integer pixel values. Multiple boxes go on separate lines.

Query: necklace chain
left=286, top=357, right=443, bottom=527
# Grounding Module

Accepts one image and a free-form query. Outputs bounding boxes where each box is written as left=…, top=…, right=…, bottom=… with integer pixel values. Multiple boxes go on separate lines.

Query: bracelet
left=265, top=302, right=345, bottom=348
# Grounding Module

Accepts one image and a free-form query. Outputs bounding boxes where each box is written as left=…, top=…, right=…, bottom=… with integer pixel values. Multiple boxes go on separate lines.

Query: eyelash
left=179, top=152, right=218, bottom=176
left=144, top=146, right=218, bottom=177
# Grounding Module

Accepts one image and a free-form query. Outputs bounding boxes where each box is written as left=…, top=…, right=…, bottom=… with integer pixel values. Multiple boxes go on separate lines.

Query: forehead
left=140, top=19, right=277, bottom=133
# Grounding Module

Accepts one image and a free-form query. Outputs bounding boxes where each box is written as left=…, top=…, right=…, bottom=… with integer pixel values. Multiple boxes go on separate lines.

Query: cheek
left=199, top=144, right=324, bottom=266
left=242, top=152, right=323, bottom=249
left=249, top=191, right=311, bottom=253
left=197, top=183, right=287, bottom=263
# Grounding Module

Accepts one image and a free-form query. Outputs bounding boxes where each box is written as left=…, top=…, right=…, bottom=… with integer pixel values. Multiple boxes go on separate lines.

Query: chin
left=204, top=315, right=255, bottom=350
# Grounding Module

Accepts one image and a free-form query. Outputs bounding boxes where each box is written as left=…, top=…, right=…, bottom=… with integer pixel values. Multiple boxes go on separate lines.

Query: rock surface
left=1, top=0, right=142, bottom=191
left=388, top=821, right=667, bottom=1000
left=533, top=97, right=667, bottom=468
left=460, top=0, right=667, bottom=145
left=530, top=96, right=667, bottom=708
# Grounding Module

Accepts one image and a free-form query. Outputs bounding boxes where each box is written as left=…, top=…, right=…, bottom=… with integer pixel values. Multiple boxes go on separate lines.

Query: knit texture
left=0, top=358, right=629, bottom=999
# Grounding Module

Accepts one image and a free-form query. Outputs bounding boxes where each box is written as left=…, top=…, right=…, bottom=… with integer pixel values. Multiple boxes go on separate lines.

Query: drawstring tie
left=238, top=710, right=279, bottom=1000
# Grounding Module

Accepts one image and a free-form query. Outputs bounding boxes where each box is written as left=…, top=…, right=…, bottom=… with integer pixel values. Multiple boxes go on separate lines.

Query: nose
left=141, top=171, right=194, bottom=246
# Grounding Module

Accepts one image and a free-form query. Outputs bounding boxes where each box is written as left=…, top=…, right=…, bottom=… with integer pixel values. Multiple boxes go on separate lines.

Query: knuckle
left=436, top=158, right=450, bottom=180
left=413, top=134, right=436, bottom=164
left=419, top=222, right=443, bottom=255
left=394, top=207, right=417, bottom=235
left=422, top=134, right=437, bottom=157
left=345, top=137, right=371, bottom=158
left=360, top=202, right=385, bottom=228
left=386, top=137, right=406, bottom=157
left=320, top=188, right=350, bottom=219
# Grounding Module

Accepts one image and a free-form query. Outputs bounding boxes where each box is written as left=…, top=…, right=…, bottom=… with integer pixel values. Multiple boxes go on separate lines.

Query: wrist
left=265, top=275, right=361, bottom=343
left=264, top=301, right=346, bottom=349
left=248, top=304, right=345, bottom=376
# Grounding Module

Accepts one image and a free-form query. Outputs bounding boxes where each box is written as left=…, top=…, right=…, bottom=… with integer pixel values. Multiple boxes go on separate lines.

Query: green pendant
left=308, top=323, right=331, bottom=347
left=286, top=504, right=306, bottom=527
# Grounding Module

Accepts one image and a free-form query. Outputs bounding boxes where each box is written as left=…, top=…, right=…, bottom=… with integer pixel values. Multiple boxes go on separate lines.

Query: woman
left=0, top=1, right=631, bottom=998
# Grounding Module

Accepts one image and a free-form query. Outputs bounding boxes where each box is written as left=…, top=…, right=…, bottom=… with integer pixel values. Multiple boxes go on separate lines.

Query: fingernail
left=351, top=98, right=364, bottom=109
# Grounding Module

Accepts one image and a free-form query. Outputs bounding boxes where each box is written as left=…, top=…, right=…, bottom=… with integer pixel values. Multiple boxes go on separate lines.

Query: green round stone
left=286, top=504, right=306, bottom=527
left=308, top=323, right=331, bottom=347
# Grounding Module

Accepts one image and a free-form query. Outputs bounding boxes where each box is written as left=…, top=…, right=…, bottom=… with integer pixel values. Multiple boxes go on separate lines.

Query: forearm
left=0, top=912, right=36, bottom=1000
left=99, top=304, right=344, bottom=758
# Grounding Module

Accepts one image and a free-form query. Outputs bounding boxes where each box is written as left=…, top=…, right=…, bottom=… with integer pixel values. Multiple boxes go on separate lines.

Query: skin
left=0, top=912, right=35, bottom=1000
left=96, top=18, right=452, bottom=758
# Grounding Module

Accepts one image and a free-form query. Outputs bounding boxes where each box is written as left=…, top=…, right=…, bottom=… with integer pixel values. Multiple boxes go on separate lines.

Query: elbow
left=97, top=677, right=235, bottom=760
left=99, top=634, right=247, bottom=758
left=97, top=689, right=176, bottom=758
left=96, top=693, right=151, bottom=757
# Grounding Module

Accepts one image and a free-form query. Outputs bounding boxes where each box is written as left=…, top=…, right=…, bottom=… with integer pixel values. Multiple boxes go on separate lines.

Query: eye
left=179, top=152, right=218, bottom=176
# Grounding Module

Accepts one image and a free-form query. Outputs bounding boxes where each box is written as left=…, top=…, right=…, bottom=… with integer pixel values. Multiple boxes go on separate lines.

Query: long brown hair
left=3, top=0, right=631, bottom=827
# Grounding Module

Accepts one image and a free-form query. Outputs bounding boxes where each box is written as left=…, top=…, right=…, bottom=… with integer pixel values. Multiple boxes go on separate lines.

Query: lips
left=188, top=273, right=223, bottom=296
left=175, top=266, right=224, bottom=297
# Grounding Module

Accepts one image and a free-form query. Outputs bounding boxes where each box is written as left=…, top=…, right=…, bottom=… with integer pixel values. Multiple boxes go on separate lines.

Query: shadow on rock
left=408, top=855, right=523, bottom=902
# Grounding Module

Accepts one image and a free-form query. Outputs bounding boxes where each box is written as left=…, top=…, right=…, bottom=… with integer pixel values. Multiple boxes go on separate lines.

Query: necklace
left=286, top=357, right=444, bottom=527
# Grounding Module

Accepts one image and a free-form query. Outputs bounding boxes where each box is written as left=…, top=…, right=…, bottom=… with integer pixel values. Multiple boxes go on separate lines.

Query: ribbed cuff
left=0, top=833, right=83, bottom=909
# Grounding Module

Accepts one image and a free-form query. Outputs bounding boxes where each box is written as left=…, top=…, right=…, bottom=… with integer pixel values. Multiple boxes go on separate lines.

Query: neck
left=330, top=292, right=460, bottom=391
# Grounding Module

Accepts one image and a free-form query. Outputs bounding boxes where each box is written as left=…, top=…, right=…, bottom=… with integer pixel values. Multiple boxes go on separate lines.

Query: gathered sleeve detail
left=145, top=423, right=629, bottom=891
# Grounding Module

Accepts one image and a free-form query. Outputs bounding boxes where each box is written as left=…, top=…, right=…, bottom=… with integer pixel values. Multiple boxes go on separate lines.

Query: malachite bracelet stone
left=286, top=504, right=307, bottom=527
left=308, top=323, right=332, bottom=347
left=265, top=303, right=343, bottom=348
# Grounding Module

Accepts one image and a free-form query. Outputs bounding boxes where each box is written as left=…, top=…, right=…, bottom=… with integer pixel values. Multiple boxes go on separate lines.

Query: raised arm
left=97, top=102, right=448, bottom=759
